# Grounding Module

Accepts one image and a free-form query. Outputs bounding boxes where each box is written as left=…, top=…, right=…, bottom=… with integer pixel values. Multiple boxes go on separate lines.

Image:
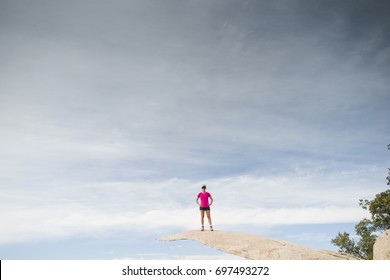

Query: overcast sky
left=1, top=0, right=389, bottom=259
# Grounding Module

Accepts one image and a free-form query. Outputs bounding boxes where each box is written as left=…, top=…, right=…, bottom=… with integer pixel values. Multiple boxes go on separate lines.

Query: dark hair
left=201, top=185, right=206, bottom=189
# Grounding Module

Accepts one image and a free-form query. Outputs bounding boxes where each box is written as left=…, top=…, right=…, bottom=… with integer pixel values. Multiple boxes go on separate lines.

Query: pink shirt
left=197, top=191, right=211, bottom=207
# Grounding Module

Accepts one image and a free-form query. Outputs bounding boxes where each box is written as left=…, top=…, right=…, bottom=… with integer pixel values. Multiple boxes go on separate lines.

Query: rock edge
left=158, top=230, right=358, bottom=260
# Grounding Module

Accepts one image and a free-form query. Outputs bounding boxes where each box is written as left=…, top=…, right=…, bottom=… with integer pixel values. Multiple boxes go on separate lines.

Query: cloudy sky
left=1, top=0, right=389, bottom=259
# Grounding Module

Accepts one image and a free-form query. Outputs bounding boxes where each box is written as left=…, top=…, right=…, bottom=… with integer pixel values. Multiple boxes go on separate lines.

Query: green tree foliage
left=331, top=218, right=376, bottom=260
left=331, top=232, right=360, bottom=257
left=360, top=189, right=390, bottom=232
left=331, top=145, right=390, bottom=259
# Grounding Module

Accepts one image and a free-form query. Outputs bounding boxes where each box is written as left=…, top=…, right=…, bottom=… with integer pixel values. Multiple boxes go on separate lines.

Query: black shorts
left=199, top=207, right=210, bottom=211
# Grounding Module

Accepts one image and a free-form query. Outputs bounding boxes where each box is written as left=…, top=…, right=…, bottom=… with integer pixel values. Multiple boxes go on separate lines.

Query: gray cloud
left=1, top=1, right=389, bottom=178
left=0, top=0, right=389, bottom=252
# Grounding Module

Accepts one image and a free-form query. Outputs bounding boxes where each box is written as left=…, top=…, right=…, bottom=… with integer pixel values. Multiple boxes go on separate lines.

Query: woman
left=195, top=185, right=214, bottom=231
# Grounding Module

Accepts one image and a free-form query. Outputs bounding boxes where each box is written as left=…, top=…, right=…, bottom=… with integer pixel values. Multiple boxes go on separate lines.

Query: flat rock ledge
left=158, top=230, right=358, bottom=260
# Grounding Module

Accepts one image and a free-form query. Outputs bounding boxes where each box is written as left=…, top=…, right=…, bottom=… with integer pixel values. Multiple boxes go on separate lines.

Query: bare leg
left=206, top=210, right=212, bottom=229
left=200, top=210, right=205, bottom=230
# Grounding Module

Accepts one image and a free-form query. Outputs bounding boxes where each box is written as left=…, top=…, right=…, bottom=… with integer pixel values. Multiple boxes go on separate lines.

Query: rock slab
left=158, top=230, right=357, bottom=260
left=373, top=229, right=390, bottom=260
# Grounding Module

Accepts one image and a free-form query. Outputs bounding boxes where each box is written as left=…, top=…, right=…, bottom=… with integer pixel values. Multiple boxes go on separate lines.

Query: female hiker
left=195, top=185, right=214, bottom=231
